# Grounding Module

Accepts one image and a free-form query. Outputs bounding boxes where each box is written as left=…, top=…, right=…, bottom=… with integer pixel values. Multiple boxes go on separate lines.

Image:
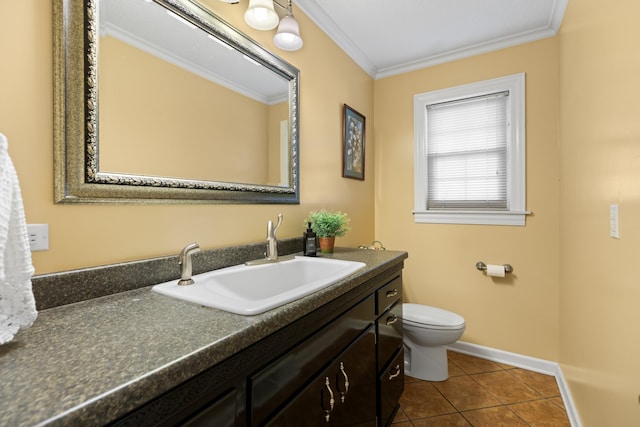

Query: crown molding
left=295, top=0, right=568, bottom=80
left=294, top=0, right=378, bottom=78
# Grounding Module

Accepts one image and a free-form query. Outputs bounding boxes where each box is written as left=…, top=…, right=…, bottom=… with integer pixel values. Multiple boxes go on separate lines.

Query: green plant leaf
left=304, top=210, right=351, bottom=237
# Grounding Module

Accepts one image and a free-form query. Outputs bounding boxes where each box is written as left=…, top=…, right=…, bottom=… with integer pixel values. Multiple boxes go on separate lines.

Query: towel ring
left=357, top=240, right=386, bottom=250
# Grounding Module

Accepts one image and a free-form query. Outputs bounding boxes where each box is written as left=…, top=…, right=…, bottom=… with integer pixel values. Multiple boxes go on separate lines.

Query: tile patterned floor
left=392, top=350, right=571, bottom=426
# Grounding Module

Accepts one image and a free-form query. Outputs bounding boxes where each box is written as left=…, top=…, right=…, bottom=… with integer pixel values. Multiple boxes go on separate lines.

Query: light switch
left=610, top=204, right=619, bottom=239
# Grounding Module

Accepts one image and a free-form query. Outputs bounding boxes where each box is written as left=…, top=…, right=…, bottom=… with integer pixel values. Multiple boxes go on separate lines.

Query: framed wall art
left=342, top=104, right=366, bottom=180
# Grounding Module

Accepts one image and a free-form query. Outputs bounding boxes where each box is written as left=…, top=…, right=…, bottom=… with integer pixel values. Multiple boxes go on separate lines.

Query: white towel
left=0, top=133, right=37, bottom=344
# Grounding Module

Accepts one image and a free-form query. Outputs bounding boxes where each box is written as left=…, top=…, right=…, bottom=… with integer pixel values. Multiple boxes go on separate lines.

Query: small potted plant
left=305, top=210, right=351, bottom=253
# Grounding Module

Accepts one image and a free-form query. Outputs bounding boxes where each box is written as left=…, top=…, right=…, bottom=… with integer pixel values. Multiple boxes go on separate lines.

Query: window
left=413, top=73, right=528, bottom=225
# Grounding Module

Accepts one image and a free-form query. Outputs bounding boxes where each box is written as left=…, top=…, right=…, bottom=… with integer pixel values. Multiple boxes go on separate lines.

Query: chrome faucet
left=246, top=214, right=293, bottom=266
left=177, top=242, right=200, bottom=286
left=266, top=214, right=283, bottom=261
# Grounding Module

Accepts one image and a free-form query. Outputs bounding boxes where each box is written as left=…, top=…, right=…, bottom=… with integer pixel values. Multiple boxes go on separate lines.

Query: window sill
left=413, top=210, right=531, bottom=226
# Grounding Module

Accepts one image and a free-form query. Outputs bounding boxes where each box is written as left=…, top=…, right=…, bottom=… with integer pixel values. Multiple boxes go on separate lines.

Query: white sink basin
left=152, top=256, right=366, bottom=315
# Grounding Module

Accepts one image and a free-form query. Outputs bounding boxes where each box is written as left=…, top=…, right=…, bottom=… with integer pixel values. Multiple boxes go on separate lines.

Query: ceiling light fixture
left=244, top=0, right=279, bottom=30
left=273, top=1, right=303, bottom=51
left=221, top=0, right=303, bottom=51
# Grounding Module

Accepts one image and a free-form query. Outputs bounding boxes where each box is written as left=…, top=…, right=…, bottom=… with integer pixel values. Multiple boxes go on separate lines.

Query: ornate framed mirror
left=53, top=0, right=299, bottom=203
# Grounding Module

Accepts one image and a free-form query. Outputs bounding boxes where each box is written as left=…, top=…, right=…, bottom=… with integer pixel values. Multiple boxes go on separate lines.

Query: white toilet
left=403, top=303, right=466, bottom=381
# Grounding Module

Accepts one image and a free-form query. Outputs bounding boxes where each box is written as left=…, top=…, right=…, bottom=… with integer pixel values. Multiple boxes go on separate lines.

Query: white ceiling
left=294, top=0, right=568, bottom=79
left=101, top=0, right=289, bottom=104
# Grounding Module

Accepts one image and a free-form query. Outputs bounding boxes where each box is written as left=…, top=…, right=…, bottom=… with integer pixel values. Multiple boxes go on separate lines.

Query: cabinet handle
left=385, top=288, right=398, bottom=298
left=337, top=362, right=350, bottom=403
left=388, top=364, right=401, bottom=380
left=321, top=376, right=335, bottom=422
left=385, top=314, right=398, bottom=325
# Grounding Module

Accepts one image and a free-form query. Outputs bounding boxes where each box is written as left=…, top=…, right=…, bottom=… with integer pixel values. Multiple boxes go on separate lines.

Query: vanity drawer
left=250, top=295, right=375, bottom=426
left=378, top=348, right=404, bottom=427
left=376, top=276, right=402, bottom=315
left=377, top=301, right=403, bottom=373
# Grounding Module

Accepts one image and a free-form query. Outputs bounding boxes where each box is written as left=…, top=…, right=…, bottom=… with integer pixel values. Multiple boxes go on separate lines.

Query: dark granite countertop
left=0, top=247, right=407, bottom=426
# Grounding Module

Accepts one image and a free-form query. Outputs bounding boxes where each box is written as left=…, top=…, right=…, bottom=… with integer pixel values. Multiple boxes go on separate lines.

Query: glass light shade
left=273, top=15, right=303, bottom=51
left=244, top=0, right=279, bottom=31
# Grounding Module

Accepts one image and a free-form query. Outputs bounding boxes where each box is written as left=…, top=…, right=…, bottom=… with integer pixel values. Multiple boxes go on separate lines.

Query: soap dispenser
left=303, top=222, right=317, bottom=256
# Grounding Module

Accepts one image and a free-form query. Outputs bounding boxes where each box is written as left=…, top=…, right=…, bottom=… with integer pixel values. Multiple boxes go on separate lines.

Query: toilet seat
left=403, top=303, right=465, bottom=330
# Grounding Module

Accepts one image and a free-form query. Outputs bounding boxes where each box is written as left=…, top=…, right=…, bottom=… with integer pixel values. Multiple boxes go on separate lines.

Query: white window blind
left=413, top=73, right=527, bottom=225
left=426, top=91, right=509, bottom=210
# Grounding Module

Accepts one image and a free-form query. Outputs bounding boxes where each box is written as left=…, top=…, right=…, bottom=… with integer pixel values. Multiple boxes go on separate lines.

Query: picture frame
left=342, top=104, right=366, bottom=180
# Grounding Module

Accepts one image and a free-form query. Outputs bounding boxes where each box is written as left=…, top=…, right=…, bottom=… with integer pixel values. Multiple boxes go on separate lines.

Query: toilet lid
left=403, top=303, right=465, bottom=328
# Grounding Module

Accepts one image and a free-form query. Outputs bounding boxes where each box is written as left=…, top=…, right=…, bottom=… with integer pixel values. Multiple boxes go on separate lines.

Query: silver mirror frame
left=53, top=0, right=299, bottom=204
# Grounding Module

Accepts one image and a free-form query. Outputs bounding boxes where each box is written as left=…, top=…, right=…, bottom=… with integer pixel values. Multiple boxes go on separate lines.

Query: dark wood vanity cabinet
left=251, top=296, right=376, bottom=426
left=255, top=271, right=404, bottom=427
left=264, top=326, right=377, bottom=426
left=111, top=267, right=404, bottom=427
left=378, top=349, right=404, bottom=427
left=375, top=277, right=404, bottom=426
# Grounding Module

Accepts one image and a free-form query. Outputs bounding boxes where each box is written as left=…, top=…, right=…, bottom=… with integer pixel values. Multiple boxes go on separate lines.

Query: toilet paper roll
left=486, top=264, right=506, bottom=277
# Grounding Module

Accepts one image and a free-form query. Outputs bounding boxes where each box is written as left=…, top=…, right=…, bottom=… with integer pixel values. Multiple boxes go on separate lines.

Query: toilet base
left=404, top=344, right=449, bottom=382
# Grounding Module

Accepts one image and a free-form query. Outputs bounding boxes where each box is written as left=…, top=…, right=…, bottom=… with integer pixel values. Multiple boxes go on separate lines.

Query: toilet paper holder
left=475, top=261, right=513, bottom=274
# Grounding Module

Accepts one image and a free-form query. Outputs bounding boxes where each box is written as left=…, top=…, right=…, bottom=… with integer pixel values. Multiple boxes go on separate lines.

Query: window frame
left=413, top=73, right=529, bottom=226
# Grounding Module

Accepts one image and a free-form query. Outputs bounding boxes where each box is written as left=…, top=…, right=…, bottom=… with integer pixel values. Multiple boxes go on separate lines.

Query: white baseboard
left=447, top=341, right=582, bottom=427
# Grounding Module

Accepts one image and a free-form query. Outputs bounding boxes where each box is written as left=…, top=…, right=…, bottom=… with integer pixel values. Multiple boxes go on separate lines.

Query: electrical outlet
left=27, top=224, right=49, bottom=251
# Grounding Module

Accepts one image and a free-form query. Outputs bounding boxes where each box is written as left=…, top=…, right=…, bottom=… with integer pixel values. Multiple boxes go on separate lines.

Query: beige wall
left=373, top=0, right=640, bottom=423
left=99, top=36, right=271, bottom=184
left=0, top=0, right=375, bottom=274
left=374, top=38, right=561, bottom=361
left=559, top=0, right=640, bottom=425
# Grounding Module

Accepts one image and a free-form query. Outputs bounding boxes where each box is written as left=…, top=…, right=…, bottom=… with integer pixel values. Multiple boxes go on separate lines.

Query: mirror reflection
left=99, top=0, right=290, bottom=186
left=53, top=0, right=299, bottom=203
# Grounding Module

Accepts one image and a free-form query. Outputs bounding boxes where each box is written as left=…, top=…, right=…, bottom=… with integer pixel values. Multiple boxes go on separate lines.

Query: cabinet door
left=378, top=349, right=404, bottom=427
left=265, top=326, right=376, bottom=427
